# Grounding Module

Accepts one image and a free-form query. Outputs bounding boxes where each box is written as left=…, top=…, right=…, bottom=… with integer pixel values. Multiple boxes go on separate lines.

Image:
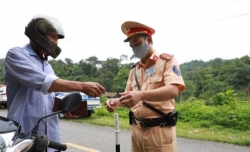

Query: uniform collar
left=149, top=51, right=160, bottom=63
left=138, top=51, right=159, bottom=69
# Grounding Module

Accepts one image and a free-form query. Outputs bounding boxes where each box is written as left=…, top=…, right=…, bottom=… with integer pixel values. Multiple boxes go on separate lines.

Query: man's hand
left=119, top=91, right=143, bottom=108
left=81, top=82, right=105, bottom=97
left=64, top=112, right=79, bottom=119
left=106, top=98, right=119, bottom=112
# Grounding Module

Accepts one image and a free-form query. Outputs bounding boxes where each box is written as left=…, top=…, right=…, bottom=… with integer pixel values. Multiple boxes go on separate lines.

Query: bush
left=176, top=92, right=250, bottom=131
left=209, top=90, right=238, bottom=108
left=176, top=97, right=215, bottom=123
left=96, top=93, right=250, bottom=131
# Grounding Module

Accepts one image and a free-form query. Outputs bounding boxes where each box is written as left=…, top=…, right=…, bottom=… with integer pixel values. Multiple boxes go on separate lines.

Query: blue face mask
left=132, top=43, right=149, bottom=59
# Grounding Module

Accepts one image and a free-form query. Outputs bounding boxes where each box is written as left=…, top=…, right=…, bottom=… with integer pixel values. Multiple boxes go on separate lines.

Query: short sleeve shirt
left=125, top=51, right=185, bottom=119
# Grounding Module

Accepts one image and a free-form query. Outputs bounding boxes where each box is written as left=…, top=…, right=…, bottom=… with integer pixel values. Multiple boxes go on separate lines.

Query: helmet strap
left=44, top=54, right=48, bottom=61
left=33, top=43, right=47, bottom=61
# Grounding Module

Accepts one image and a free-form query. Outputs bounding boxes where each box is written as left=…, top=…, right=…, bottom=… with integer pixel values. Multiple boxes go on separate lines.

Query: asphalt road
left=0, top=109, right=249, bottom=152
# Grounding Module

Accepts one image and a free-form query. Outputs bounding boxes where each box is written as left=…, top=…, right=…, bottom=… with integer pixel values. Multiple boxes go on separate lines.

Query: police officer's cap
left=121, top=21, right=155, bottom=42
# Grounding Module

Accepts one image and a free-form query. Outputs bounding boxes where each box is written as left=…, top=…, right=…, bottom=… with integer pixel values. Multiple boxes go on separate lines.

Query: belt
left=132, top=116, right=169, bottom=128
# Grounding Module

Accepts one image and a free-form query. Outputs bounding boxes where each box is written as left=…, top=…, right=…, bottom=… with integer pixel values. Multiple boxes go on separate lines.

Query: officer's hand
left=64, top=112, right=79, bottom=119
left=119, top=91, right=143, bottom=108
left=81, top=82, right=106, bottom=97
left=106, top=98, right=119, bottom=112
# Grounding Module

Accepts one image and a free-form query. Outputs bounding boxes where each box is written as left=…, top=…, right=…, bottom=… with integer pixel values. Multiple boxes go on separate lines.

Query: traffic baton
left=114, top=113, right=120, bottom=152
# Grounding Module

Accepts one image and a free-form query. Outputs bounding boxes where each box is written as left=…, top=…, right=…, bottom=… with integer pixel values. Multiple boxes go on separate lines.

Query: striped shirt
left=4, top=44, right=59, bottom=151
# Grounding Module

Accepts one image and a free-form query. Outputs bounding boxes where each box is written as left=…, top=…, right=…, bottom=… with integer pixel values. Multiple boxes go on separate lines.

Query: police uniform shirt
left=125, top=51, right=185, bottom=119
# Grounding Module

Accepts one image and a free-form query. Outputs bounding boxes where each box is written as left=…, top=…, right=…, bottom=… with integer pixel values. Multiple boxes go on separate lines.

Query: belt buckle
left=160, top=122, right=168, bottom=127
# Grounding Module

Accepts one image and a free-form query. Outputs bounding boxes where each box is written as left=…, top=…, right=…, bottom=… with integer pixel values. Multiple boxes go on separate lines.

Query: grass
left=176, top=122, right=250, bottom=146
left=63, top=114, right=250, bottom=147
left=238, top=101, right=250, bottom=106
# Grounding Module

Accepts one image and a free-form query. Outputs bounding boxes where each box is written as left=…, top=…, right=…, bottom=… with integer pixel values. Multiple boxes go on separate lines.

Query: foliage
left=95, top=90, right=250, bottom=132
left=180, top=56, right=250, bottom=100
left=176, top=94, right=250, bottom=131
left=1, top=53, right=250, bottom=100
left=208, top=90, right=238, bottom=108
left=0, top=58, right=5, bottom=83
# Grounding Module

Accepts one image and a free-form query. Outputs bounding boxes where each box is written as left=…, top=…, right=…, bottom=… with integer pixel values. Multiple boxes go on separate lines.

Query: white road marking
left=65, top=142, right=100, bottom=152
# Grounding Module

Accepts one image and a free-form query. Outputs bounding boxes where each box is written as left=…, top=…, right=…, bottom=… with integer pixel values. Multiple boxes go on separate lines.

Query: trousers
left=131, top=125, right=176, bottom=152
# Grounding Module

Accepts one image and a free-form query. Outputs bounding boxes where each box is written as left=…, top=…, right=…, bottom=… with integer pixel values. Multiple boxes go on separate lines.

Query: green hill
left=1, top=54, right=250, bottom=101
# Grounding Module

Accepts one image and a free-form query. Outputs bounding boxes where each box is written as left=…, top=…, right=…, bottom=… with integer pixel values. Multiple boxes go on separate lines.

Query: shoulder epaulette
left=130, top=61, right=139, bottom=69
left=160, top=53, right=174, bottom=61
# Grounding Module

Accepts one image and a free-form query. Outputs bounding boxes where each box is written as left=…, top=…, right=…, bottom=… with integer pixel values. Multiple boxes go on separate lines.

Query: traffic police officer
left=106, top=21, right=185, bottom=152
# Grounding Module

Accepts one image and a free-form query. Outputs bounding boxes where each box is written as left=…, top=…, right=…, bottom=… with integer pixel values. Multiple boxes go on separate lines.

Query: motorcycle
left=0, top=92, right=82, bottom=152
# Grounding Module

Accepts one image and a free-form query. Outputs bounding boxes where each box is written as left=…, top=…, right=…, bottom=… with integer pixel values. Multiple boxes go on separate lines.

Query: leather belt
left=132, top=116, right=169, bottom=128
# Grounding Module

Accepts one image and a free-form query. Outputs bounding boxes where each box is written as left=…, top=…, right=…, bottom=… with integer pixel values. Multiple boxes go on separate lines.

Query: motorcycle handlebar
left=48, top=140, right=67, bottom=151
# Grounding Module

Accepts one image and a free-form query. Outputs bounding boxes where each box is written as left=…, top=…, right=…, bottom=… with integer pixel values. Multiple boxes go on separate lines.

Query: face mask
left=132, top=42, right=149, bottom=59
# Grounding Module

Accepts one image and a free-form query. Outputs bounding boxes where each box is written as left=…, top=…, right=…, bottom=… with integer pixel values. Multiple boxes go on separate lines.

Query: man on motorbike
left=4, top=15, right=105, bottom=152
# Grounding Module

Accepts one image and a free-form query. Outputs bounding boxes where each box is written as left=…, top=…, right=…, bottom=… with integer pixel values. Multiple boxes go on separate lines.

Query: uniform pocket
left=144, top=127, right=174, bottom=148
left=148, top=75, right=163, bottom=89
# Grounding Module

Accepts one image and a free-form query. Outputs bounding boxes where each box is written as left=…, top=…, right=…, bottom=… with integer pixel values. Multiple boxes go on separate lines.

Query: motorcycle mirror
left=59, top=92, right=82, bottom=113
left=31, top=93, right=82, bottom=135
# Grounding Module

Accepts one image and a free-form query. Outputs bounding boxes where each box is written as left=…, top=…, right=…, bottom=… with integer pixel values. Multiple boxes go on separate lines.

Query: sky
left=0, top=0, right=250, bottom=64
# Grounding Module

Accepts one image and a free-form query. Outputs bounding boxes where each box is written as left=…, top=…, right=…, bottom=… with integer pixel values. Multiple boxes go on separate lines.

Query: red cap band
left=126, top=27, right=152, bottom=37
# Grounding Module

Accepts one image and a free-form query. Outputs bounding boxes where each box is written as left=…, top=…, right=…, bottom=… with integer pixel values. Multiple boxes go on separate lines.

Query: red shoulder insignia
left=152, top=54, right=158, bottom=63
left=160, top=53, right=173, bottom=61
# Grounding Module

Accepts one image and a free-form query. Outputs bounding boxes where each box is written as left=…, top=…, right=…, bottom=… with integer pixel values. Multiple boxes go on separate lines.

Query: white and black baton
left=114, top=113, right=120, bottom=152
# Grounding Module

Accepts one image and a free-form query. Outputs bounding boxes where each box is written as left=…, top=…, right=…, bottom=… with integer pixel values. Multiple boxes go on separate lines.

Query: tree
left=0, top=59, right=5, bottom=84
left=86, top=56, right=102, bottom=67
left=119, top=54, right=128, bottom=64
left=113, top=67, right=130, bottom=92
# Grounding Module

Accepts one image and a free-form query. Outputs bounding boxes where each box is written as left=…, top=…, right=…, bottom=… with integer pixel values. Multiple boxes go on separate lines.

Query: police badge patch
left=146, top=65, right=155, bottom=77
left=172, top=65, right=181, bottom=76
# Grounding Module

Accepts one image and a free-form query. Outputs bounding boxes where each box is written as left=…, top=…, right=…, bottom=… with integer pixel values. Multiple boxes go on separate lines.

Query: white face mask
left=132, top=42, right=149, bottom=59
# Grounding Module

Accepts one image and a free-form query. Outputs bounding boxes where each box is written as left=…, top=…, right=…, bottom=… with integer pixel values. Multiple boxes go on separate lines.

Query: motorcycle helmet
left=25, top=15, right=65, bottom=59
